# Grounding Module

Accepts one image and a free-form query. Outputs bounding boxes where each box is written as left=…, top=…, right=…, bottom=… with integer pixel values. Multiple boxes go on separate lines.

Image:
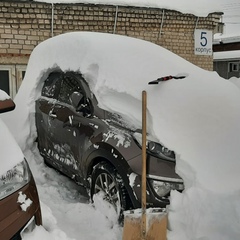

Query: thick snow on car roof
left=0, top=90, right=24, bottom=176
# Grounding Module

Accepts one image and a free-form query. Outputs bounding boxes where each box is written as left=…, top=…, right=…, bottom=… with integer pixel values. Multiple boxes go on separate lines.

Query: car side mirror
left=0, top=97, right=15, bottom=113
left=70, top=91, right=84, bottom=110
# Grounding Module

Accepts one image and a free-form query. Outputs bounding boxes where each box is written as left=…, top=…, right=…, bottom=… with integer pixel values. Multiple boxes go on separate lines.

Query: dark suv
left=36, top=71, right=183, bottom=218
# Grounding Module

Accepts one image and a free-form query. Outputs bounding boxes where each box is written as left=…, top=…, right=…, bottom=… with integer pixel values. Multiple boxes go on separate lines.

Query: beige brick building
left=0, top=0, right=222, bottom=97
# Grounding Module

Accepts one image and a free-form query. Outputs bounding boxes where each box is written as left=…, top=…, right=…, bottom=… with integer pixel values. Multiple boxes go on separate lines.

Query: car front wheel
left=90, top=162, right=128, bottom=222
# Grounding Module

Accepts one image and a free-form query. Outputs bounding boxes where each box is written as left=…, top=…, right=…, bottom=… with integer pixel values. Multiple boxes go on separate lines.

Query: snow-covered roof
left=34, top=0, right=224, bottom=17
left=214, top=50, right=240, bottom=61
left=214, top=35, right=240, bottom=44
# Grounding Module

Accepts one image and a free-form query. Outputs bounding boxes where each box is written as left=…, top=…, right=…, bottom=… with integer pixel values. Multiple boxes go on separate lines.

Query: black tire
left=90, top=162, right=128, bottom=223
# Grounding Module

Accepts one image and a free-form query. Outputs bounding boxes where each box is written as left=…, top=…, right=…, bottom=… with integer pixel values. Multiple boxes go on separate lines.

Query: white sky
left=220, top=1, right=240, bottom=36
left=1, top=32, right=240, bottom=240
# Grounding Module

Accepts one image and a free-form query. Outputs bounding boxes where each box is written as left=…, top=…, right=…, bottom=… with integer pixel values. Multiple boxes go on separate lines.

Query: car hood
left=0, top=118, right=24, bottom=176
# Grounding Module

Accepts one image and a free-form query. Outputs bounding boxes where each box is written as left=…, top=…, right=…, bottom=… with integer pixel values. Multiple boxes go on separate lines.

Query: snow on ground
left=21, top=143, right=122, bottom=240
left=230, top=77, right=240, bottom=89
left=2, top=32, right=240, bottom=240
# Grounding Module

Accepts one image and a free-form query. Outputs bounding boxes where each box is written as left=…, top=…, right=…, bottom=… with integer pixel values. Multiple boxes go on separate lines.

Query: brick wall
left=0, top=0, right=221, bottom=70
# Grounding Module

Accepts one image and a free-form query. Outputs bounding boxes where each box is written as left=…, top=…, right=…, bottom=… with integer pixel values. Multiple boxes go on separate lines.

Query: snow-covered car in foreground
left=33, top=32, right=186, bottom=220
left=0, top=91, right=42, bottom=239
left=36, top=70, right=184, bottom=220
left=3, top=32, right=240, bottom=239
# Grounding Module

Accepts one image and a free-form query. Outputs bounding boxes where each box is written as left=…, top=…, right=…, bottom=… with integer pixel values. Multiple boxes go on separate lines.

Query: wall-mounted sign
left=194, top=30, right=212, bottom=56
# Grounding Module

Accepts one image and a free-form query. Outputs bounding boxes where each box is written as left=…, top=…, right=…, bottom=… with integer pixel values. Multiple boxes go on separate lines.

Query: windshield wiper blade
left=148, top=74, right=187, bottom=85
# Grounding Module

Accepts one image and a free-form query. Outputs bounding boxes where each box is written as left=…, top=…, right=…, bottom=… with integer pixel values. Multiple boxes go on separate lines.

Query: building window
left=0, top=70, right=10, bottom=95
left=0, top=65, right=27, bottom=98
left=0, top=66, right=15, bottom=98
left=228, top=62, right=239, bottom=72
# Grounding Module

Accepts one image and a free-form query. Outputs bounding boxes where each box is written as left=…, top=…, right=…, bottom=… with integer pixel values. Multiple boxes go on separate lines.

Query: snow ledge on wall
left=34, top=0, right=223, bottom=17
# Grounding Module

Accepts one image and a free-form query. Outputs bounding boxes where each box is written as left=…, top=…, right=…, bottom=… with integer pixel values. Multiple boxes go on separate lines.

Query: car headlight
left=133, top=132, right=175, bottom=161
left=150, top=179, right=184, bottom=197
left=0, top=160, right=31, bottom=200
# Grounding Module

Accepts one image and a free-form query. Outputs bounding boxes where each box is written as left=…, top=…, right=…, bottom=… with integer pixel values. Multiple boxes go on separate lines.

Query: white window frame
left=0, top=65, right=27, bottom=98
left=16, top=65, right=27, bottom=91
left=228, top=62, right=239, bottom=73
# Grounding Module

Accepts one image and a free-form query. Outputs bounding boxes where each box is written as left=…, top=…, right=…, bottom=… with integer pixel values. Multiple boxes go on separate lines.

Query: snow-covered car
left=0, top=91, right=42, bottom=239
left=3, top=30, right=240, bottom=239
left=34, top=32, right=185, bottom=220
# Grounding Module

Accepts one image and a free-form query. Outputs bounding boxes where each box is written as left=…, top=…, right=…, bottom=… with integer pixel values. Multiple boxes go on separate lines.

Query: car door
left=49, top=72, right=96, bottom=181
left=35, top=72, right=62, bottom=161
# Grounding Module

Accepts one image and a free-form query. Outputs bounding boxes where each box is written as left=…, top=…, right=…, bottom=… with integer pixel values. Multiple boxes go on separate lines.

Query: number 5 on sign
left=194, top=29, right=212, bottom=56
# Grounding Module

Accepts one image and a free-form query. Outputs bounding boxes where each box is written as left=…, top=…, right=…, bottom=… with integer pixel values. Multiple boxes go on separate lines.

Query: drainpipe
left=195, top=16, right=199, bottom=30
left=158, top=9, right=165, bottom=40
left=51, top=3, right=54, bottom=37
left=113, top=6, right=118, bottom=34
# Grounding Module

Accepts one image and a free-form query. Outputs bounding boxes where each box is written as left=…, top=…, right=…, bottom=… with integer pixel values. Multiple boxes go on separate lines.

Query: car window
left=42, top=72, right=62, bottom=99
left=58, top=74, right=83, bottom=105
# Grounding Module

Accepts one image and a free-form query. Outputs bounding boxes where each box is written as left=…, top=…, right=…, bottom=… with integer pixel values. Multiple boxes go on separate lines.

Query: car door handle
left=49, top=113, right=57, bottom=118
